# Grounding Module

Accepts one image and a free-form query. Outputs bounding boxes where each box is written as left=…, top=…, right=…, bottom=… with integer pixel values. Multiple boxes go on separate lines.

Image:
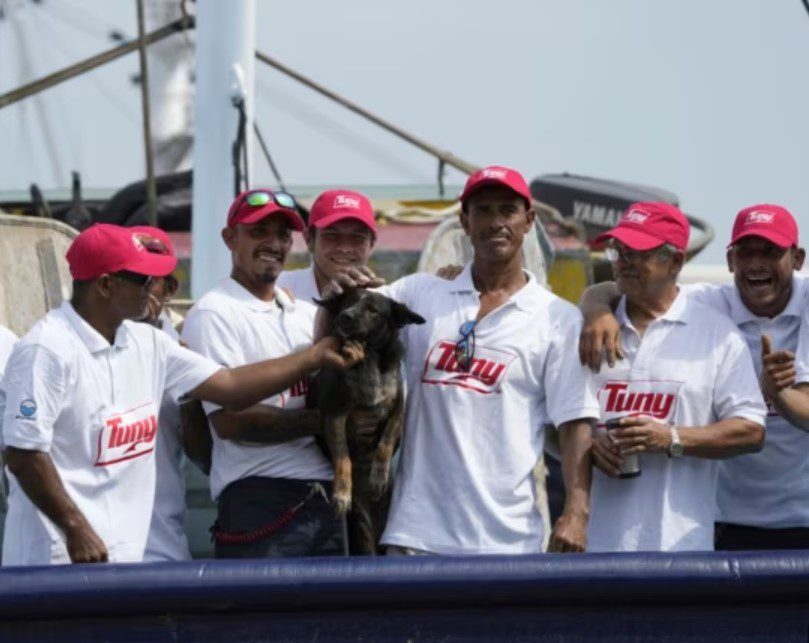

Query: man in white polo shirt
left=278, top=189, right=376, bottom=303
left=580, top=204, right=809, bottom=550
left=2, top=223, right=359, bottom=566
left=578, top=202, right=766, bottom=551
left=182, top=188, right=345, bottom=558
left=327, top=166, right=599, bottom=554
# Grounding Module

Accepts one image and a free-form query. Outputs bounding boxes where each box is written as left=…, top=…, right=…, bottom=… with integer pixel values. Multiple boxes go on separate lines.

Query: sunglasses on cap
left=455, top=320, right=478, bottom=371
left=132, top=233, right=171, bottom=256
left=228, top=190, right=298, bottom=225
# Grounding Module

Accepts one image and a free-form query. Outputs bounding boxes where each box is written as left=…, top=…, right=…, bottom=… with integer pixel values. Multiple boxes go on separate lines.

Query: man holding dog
left=327, top=166, right=599, bottom=554
left=182, top=189, right=349, bottom=558
left=580, top=204, right=809, bottom=550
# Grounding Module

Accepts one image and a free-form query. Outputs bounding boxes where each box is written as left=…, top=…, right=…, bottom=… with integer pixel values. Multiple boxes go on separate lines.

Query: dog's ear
left=391, top=302, right=426, bottom=328
left=313, top=293, right=349, bottom=316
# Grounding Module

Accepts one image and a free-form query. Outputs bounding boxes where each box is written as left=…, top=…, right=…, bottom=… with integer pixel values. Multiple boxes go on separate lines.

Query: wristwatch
left=668, top=425, right=683, bottom=458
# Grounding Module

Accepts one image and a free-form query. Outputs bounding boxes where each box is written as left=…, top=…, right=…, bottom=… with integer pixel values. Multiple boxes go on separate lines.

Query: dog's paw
left=332, top=491, right=352, bottom=517
left=369, top=460, right=390, bottom=501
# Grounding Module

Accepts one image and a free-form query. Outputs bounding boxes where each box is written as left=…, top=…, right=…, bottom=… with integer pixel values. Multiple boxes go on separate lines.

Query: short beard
left=259, top=269, right=279, bottom=284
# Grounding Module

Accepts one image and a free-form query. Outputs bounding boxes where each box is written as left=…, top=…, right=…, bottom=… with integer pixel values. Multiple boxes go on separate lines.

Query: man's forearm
left=192, top=344, right=321, bottom=411
left=210, top=405, right=321, bottom=444
left=4, top=447, right=90, bottom=534
left=679, top=418, right=764, bottom=458
left=578, top=282, right=620, bottom=316
left=558, top=419, right=593, bottom=516
left=769, top=383, right=809, bottom=431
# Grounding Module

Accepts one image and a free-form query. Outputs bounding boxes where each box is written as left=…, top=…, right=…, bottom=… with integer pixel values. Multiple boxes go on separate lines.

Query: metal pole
left=0, top=16, right=194, bottom=111
left=136, top=0, right=158, bottom=226
left=255, top=50, right=480, bottom=176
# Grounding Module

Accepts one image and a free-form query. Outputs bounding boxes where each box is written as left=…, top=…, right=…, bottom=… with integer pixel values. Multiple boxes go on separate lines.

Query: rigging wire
left=253, top=121, right=287, bottom=192
left=803, top=0, right=809, bottom=19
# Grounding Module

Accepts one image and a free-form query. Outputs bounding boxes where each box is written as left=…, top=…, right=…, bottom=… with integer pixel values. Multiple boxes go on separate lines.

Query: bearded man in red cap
left=580, top=203, right=809, bottom=550
left=579, top=202, right=767, bottom=551
left=1, top=223, right=359, bottom=566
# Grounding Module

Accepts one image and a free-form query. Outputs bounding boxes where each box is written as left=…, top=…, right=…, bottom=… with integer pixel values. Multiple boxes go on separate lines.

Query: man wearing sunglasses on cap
left=182, top=189, right=352, bottom=558
left=580, top=203, right=809, bottom=551
left=1, top=223, right=359, bottom=566
left=324, top=166, right=599, bottom=555
left=277, top=189, right=376, bottom=303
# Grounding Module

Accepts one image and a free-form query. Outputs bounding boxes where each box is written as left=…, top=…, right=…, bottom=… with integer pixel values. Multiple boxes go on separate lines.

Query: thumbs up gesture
left=760, top=334, right=796, bottom=397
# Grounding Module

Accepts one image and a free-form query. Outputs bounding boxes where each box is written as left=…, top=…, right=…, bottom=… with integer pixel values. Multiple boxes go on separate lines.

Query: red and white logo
left=421, top=340, right=516, bottom=394
left=598, top=380, right=683, bottom=425
left=745, top=210, right=774, bottom=225
left=288, top=376, right=309, bottom=398
left=624, top=209, right=650, bottom=225
left=481, top=168, right=508, bottom=180
left=95, top=402, right=158, bottom=466
left=334, top=195, right=361, bottom=209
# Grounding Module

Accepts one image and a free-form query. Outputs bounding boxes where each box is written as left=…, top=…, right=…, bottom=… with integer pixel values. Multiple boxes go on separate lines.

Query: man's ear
left=459, top=208, right=471, bottom=237
left=792, top=247, right=806, bottom=271
left=95, top=274, right=114, bottom=300
left=391, top=302, right=426, bottom=328
left=221, top=227, right=236, bottom=251
left=726, top=247, right=735, bottom=273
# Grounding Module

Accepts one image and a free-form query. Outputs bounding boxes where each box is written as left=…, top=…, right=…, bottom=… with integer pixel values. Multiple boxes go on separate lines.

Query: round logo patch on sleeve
left=19, top=399, right=37, bottom=418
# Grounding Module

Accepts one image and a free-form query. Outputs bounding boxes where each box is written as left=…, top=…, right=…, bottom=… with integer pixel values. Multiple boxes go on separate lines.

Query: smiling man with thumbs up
left=579, top=204, right=809, bottom=550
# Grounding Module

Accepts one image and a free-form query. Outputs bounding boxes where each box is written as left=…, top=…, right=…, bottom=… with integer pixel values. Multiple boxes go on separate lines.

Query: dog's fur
left=310, top=290, right=425, bottom=554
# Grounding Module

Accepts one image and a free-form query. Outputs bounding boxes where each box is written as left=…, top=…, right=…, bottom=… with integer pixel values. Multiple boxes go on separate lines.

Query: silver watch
left=668, top=425, right=683, bottom=458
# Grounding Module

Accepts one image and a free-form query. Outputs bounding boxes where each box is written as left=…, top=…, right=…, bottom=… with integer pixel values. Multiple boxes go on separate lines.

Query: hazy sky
left=1, top=0, right=808, bottom=265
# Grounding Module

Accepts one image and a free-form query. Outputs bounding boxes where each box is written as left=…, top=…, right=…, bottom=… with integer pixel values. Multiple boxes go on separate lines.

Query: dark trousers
left=715, top=522, right=809, bottom=551
left=214, top=476, right=346, bottom=558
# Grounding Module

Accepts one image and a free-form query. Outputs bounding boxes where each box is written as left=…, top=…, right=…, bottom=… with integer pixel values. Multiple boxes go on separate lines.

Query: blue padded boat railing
left=1, top=551, right=809, bottom=641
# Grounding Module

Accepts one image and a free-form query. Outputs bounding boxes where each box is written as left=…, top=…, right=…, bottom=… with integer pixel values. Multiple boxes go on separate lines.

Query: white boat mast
left=191, top=0, right=256, bottom=298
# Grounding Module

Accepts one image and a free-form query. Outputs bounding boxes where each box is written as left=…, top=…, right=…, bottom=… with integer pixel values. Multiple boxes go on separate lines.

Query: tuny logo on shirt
left=289, top=376, right=309, bottom=398
left=624, top=209, right=650, bottom=225
left=421, top=340, right=516, bottom=394
left=599, top=380, right=683, bottom=424
left=334, top=195, right=360, bottom=209
left=745, top=211, right=774, bottom=225
left=95, top=402, right=158, bottom=466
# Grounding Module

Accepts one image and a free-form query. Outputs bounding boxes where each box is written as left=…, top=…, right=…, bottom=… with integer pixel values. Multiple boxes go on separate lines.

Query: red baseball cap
left=308, top=189, right=377, bottom=233
left=595, top=202, right=690, bottom=252
left=66, top=224, right=178, bottom=280
left=459, top=166, right=532, bottom=210
left=728, top=204, right=799, bottom=249
left=226, top=189, right=304, bottom=231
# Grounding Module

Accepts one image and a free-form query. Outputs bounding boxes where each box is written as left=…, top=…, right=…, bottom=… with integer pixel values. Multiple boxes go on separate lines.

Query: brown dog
left=310, top=289, right=424, bottom=554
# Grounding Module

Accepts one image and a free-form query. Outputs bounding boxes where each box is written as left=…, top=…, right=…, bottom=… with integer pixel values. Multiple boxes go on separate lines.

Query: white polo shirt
left=587, top=292, right=767, bottom=552
left=683, top=274, right=809, bottom=528
left=277, top=266, right=320, bottom=304
left=144, top=312, right=191, bottom=562
left=181, top=278, right=331, bottom=501
left=1, top=301, right=221, bottom=566
left=0, top=324, right=19, bottom=437
left=798, top=285, right=809, bottom=387
left=378, top=264, right=600, bottom=554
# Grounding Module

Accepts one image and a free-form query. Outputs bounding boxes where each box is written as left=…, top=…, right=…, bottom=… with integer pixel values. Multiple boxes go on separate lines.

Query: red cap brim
left=310, top=211, right=376, bottom=233
left=728, top=229, right=795, bottom=249
left=232, top=204, right=304, bottom=231
left=594, top=227, right=666, bottom=251
left=125, top=252, right=178, bottom=278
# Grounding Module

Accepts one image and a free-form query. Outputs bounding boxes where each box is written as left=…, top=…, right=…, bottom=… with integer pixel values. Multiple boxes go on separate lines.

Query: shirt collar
left=221, top=277, right=291, bottom=313
left=446, top=263, right=542, bottom=312
left=616, top=287, right=690, bottom=328
left=728, top=274, right=806, bottom=325
left=61, top=301, right=131, bottom=353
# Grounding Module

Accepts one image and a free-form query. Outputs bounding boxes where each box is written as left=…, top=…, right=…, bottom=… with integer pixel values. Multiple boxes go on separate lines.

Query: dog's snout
left=334, top=312, right=356, bottom=335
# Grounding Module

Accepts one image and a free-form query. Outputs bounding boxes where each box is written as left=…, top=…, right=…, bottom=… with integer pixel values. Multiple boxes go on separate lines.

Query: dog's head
left=315, top=290, right=425, bottom=350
